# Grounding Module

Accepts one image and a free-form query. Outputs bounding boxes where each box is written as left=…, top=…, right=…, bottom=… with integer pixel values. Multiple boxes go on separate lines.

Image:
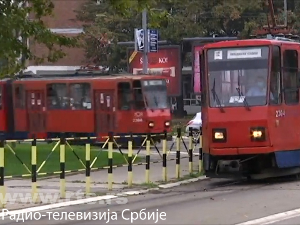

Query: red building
left=28, top=0, right=89, bottom=66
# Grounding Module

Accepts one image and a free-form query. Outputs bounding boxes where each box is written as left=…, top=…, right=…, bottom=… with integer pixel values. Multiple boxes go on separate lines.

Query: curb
left=158, top=176, right=208, bottom=189
left=0, top=175, right=208, bottom=218
left=117, top=175, right=208, bottom=196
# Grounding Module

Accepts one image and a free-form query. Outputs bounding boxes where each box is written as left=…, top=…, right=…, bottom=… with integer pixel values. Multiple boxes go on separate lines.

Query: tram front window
left=142, top=80, right=168, bottom=109
left=133, top=80, right=146, bottom=110
left=207, top=46, right=269, bottom=107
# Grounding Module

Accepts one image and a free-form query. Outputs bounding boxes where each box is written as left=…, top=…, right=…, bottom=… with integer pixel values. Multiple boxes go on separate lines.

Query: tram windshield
left=207, top=46, right=270, bottom=107
left=142, top=80, right=168, bottom=109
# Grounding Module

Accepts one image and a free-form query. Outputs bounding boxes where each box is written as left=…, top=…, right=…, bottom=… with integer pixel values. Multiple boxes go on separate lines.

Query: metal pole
left=283, top=0, right=287, bottom=27
left=142, top=9, right=148, bottom=74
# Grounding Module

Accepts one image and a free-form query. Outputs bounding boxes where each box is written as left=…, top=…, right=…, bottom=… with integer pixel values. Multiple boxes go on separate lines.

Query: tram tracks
left=154, top=175, right=300, bottom=199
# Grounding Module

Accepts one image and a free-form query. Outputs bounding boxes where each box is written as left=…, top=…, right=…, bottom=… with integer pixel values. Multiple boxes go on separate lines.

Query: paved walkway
left=1, top=140, right=202, bottom=210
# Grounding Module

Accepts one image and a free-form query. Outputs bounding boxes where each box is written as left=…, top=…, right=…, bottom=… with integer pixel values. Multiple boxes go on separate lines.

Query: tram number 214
left=275, top=109, right=285, bottom=118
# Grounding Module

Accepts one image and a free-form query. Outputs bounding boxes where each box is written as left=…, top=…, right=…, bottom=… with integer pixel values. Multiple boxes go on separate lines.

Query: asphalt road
left=3, top=176, right=300, bottom=224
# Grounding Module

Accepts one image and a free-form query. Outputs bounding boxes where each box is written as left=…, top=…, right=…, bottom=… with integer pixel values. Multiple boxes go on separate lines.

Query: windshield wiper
left=211, top=78, right=225, bottom=113
left=236, top=74, right=251, bottom=111
left=153, top=96, right=158, bottom=107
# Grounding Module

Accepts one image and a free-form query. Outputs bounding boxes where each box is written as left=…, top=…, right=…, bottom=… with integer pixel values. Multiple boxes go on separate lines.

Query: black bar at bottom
left=176, top=151, right=180, bottom=164
left=108, top=158, right=113, bottom=174
left=60, top=163, right=65, bottom=179
left=146, top=155, right=150, bottom=170
left=163, top=154, right=167, bottom=167
left=86, top=160, right=90, bottom=177
left=32, top=165, right=37, bottom=182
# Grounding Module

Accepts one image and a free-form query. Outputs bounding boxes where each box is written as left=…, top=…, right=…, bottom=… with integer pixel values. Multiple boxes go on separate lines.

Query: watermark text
left=1, top=208, right=167, bottom=223
left=0, top=190, right=128, bottom=205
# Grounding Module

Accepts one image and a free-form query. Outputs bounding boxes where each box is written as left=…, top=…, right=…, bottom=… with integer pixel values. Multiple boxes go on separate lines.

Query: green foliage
left=77, top=0, right=290, bottom=71
left=76, top=0, right=144, bottom=72
left=0, top=0, right=78, bottom=77
left=106, top=0, right=154, bottom=16
left=285, top=1, right=300, bottom=32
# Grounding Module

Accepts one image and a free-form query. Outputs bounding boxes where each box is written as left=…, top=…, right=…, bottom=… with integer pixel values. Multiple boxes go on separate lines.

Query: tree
left=283, top=0, right=300, bottom=32
left=0, top=0, right=78, bottom=76
left=76, top=0, right=170, bottom=73
left=77, top=0, right=270, bottom=71
left=76, top=0, right=209, bottom=70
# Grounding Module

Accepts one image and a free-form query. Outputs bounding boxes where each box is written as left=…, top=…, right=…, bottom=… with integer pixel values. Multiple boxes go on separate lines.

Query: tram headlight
left=148, top=122, right=155, bottom=128
left=164, top=121, right=170, bottom=127
left=214, top=132, right=224, bottom=139
left=250, top=127, right=265, bottom=141
left=212, top=128, right=227, bottom=143
left=252, top=131, right=262, bottom=138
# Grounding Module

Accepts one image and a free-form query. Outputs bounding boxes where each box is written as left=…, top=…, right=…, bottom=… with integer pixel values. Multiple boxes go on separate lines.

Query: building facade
left=25, top=1, right=198, bottom=116
left=29, top=0, right=88, bottom=66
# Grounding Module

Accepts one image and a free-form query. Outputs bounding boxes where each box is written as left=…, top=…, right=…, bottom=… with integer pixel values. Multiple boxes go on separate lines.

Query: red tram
left=201, top=36, right=300, bottom=179
left=0, top=71, right=171, bottom=143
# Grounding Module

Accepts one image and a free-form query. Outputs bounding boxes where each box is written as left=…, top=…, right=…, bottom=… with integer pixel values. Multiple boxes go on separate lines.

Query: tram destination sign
left=208, top=46, right=269, bottom=62
left=143, top=80, right=164, bottom=86
left=227, top=49, right=261, bottom=59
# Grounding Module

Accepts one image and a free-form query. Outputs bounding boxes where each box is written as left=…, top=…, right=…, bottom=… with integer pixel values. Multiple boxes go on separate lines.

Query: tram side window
left=133, top=80, right=145, bottom=110
left=14, top=85, right=25, bottom=108
left=269, top=46, right=281, bottom=105
left=117, top=82, right=131, bottom=110
left=69, top=83, right=92, bottom=110
left=283, top=50, right=299, bottom=104
left=47, top=83, right=69, bottom=109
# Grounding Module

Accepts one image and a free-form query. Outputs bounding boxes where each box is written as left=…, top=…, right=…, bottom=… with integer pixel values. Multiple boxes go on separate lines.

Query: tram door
left=26, top=90, right=46, bottom=133
left=94, top=90, right=115, bottom=133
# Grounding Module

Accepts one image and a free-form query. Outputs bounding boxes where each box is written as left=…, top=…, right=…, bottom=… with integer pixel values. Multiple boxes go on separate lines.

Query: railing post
left=188, top=127, right=193, bottom=174
left=0, top=139, right=5, bottom=208
left=127, top=132, right=133, bottom=187
left=162, top=131, right=167, bottom=182
left=60, top=133, right=66, bottom=198
left=108, top=132, right=113, bottom=191
left=176, top=128, right=181, bottom=179
left=85, top=135, right=91, bottom=195
left=199, top=129, right=203, bottom=173
left=31, top=135, right=38, bottom=203
left=145, top=133, right=151, bottom=183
